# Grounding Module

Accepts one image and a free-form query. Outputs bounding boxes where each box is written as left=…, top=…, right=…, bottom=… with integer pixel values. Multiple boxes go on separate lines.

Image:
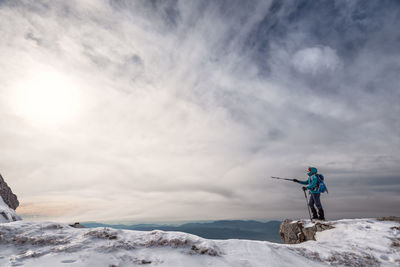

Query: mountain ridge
left=82, top=219, right=283, bottom=243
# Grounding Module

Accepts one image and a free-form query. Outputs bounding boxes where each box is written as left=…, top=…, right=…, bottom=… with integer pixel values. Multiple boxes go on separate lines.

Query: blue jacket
left=299, top=167, right=321, bottom=193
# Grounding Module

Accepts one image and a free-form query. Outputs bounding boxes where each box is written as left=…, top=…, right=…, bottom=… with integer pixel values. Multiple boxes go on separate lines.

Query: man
left=293, top=167, right=325, bottom=220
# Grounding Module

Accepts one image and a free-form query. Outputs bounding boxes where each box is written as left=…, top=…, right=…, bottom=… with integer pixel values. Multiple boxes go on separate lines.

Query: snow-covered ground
left=0, top=217, right=399, bottom=266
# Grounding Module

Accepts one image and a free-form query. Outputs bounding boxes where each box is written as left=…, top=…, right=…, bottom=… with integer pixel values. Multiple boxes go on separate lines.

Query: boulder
left=0, top=173, right=19, bottom=210
left=279, top=219, right=305, bottom=244
left=279, top=219, right=334, bottom=244
left=69, top=222, right=86, bottom=228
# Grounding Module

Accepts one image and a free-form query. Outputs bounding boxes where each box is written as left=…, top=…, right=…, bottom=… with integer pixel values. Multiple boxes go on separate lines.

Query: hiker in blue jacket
left=293, top=167, right=325, bottom=220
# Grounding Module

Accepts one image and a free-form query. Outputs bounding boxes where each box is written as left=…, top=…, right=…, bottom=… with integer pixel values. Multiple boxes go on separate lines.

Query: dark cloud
left=128, top=55, right=143, bottom=65
left=24, top=32, right=42, bottom=46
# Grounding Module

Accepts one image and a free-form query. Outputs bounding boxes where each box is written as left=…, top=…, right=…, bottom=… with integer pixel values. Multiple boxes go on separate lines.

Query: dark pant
left=309, top=193, right=325, bottom=219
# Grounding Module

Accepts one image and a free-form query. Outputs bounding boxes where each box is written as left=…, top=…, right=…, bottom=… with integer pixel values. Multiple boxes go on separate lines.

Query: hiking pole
left=303, top=187, right=312, bottom=221
left=270, top=176, right=296, bottom=182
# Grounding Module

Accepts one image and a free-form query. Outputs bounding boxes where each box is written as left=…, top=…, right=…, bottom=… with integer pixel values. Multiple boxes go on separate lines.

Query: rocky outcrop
left=279, top=219, right=334, bottom=244
left=0, top=173, right=21, bottom=223
left=377, top=216, right=400, bottom=223
left=69, top=222, right=86, bottom=228
left=0, top=173, right=19, bottom=210
left=0, top=196, right=21, bottom=223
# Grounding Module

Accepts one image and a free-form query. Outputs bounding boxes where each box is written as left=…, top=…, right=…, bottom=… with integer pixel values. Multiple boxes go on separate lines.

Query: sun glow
left=13, top=71, right=81, bottom=125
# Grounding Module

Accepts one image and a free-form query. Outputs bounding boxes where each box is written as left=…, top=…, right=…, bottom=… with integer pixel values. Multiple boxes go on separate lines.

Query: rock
left=302, top=225, right=317, bottom=241
left=280, top=219, right=334, bottom=244
left=0, top=196, right=21, bottom=223
left=69, top=222, right=86, bottom=228
left=377, top=216, right=400, bottom=223
left=0, top=173, right=19, bottom=210
left=279, top=219, right=305, bottom=244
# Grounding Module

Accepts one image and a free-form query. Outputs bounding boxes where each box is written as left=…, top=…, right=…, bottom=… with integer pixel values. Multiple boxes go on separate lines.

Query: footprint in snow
left=61, top=259, right=77, bottom=263
left=239, top=259, right=251, bottom=267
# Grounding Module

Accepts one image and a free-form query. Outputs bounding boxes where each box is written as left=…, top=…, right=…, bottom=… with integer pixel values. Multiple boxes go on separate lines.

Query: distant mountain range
left=82, top=220, right=283, bottom=243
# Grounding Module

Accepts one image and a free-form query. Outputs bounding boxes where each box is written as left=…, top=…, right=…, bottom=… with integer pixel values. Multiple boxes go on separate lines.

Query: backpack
left=316, top=174, right=328, bottom=193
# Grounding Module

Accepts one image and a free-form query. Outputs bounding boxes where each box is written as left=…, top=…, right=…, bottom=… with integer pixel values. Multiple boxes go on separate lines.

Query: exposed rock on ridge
left=377, top=216, right=400, bottom=223
left=279, top=219, right=334, bottom=244
left=0, top=173, right=19, bottom=210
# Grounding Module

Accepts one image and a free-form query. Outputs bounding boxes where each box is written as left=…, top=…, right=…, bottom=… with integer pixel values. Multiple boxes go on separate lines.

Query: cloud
left=291, top=46, right=342, bottom=75
left=1, top=0, right=400, bottom=222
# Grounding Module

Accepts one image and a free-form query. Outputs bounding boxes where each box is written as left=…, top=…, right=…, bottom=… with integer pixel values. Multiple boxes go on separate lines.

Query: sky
left=0, top=0, right=399, bottom=223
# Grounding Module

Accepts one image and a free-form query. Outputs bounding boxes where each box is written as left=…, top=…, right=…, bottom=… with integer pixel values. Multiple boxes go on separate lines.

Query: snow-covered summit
left=0, top=218, right=399, bottom=266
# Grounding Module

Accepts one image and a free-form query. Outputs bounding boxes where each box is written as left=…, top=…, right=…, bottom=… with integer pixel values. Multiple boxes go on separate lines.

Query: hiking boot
left=310, top=207, right=318, bottom=219
left=318, top=208, right=325, bottom=221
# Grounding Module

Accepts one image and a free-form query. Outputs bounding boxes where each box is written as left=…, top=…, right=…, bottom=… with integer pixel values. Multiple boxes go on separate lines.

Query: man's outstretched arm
left=293, top=179, right=308, bottom=185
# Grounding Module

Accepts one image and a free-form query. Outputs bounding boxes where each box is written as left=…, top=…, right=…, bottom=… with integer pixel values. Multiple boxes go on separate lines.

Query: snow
left=0, top=197, right=21, bottom=223
left=1, top=217, right=399, bottom=266
left=1, top=198, right=399, bottom=267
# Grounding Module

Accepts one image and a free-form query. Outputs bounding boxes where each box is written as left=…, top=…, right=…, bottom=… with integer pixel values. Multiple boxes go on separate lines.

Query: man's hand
left=302, top=186, right=307, bottom=191
left=293, top=179, right=299, bottom=183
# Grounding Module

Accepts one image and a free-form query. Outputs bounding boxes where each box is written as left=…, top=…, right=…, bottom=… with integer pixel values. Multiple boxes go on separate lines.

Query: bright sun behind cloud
left=12, top=70, right=81, bottom=125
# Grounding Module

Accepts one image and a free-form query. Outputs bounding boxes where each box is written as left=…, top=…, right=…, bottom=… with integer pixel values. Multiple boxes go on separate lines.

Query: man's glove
left=302, top=186, right=307, bottom=191
left=293, top=179, right=299, bottom=183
